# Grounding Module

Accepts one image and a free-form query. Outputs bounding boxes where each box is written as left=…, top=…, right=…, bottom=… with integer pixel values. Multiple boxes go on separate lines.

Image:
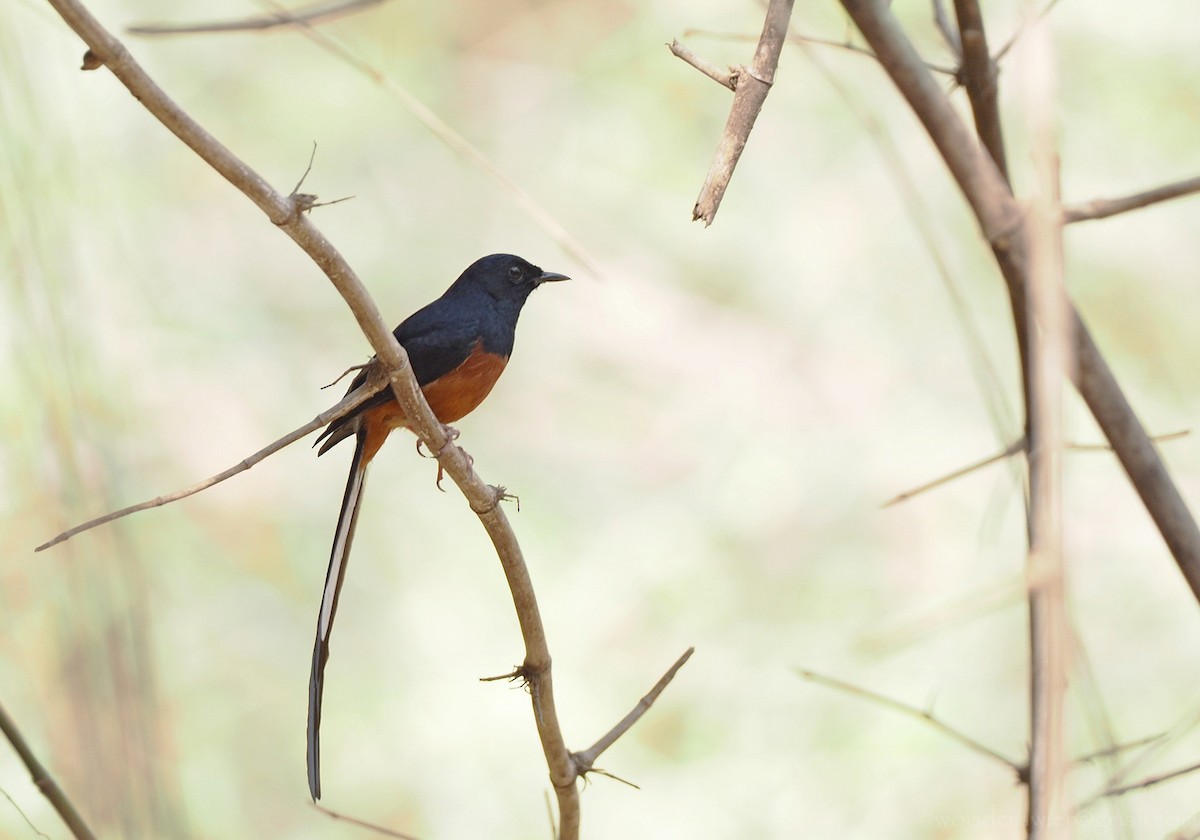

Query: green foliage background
left=3, top=0, right=1199, bottom=837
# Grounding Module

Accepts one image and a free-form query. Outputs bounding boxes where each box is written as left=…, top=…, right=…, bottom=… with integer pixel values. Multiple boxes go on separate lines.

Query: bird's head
left=452, top=253, right=570, bottom=303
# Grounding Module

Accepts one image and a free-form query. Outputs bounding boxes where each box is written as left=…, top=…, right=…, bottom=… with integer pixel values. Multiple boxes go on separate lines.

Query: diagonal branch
left=1063, top=175, right=1200, bottom=223
left=672, top=0, right=795, bottom=226
left=1102, top=759, right=1200, bottom=799
left=128, top=1, right=597, bottom=276
left=35, top=373, right=384, bottom=551
left=796, top=669, right=1025, bottom=776
left=127, top=0, right=385, bottom=35
left=0, top=698, right=98, bottom=840
left=572, top=647, right=694, bottom=772
left=42, top=1, right=582, bottom=834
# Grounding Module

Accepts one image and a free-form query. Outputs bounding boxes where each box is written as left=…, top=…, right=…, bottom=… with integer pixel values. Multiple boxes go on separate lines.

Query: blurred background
left=3, top=0, right=1199, bottom=837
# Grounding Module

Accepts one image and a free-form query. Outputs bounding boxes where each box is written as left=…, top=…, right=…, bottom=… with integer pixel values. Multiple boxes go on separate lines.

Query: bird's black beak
left=535, top=270, right=570, bottom=286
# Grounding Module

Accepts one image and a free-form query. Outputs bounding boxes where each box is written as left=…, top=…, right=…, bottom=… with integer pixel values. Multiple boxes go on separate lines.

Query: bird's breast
left=420, top=340, right=510, bottom=424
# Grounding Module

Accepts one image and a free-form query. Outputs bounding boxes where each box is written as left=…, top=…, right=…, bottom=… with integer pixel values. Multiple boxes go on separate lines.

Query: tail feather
left=307, top=430, right=370, bottom=800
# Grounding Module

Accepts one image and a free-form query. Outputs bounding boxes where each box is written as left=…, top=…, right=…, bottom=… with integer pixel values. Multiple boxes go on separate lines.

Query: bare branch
left=795, top=669, right=1025, bottom=777
left=1023, top=38, right=1070, bottom=835
left=0, top=699, right=97, bottom=840
left=993, top=0, right=1067, bottom=64
left=669, top=39, right=735, bottom=89
left=572, top=647, right=695, bottom=771
left=932, top=0, right=962, bottom=58
left=311, top=802, right=424, bottom=839
left=36, top=377, right=382, bottom=551
left=1074, top=733, right=1167, bottom=765
left=685, top=28, right=958, bottom=76
left=1103, top=759, right=1200, bottom=799
left=43, top=1, right=582, bottom=832
left=128, top=0, right=386, bottom=35
left=674, top=0, right=795, bottom=226
left=883, top=437, right=1025, bottom=508
left=837, top=0, right=1200, bottom=605
left=1063, top=175, right=1200, bottom=223
left=953, top=0, right=1009, bottom=180
left=882, top=431, right=1188, bottom=508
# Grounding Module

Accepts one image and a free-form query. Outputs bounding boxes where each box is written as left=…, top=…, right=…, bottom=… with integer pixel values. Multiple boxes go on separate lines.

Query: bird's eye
left=508, top=265, right=524, bottom=283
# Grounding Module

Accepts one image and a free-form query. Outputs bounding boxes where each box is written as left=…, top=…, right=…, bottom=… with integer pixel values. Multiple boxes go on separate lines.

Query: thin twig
left=882, top=437, right=1025, bottom=508
left=1063, top=175, right=1200, bottom=223
left=1084, top=703, right=1200, bottom=809
left=1102, top=759, right=1200, bottom=799
left=0, top=787, right=52, bottom=840
left=668, top=39, right=735, bottom=89
left=36, top=379, right=381, bottom=551
left=993, top=0, right=1066, bottom=64
left=572, top=647, right=695, bottom=772
left=0, top=699, right=98, bottom=840
left=43, top=2, right=583, bottom=834
left=795, top=669, right=1025, bottom=777
left=311, top=802, right=423, bottom=839
left=166, top=0, right=598, bottom=276
left=882, top=430, right=1189, bottom=508
left=128, top=0, right=385, bottom=34
left=674, top=0, right=795, bottom=226
left=686, top=28, right=958, bottom=76
left=1074, top=733, right=1167, bottom=765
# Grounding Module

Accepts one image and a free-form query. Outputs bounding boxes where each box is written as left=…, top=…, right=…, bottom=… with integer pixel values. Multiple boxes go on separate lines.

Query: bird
left=306, top=253, right=568, bottom=800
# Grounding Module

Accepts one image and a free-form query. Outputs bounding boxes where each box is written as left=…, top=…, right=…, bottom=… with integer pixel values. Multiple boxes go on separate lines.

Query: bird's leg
left=424, top=426, right=469, bottom=491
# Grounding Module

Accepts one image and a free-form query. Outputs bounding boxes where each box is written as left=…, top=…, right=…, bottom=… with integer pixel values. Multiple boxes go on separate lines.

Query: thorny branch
left=40, top=2, right=680, bottom=836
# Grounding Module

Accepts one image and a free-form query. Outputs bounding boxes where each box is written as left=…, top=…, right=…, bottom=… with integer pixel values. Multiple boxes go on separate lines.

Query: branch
left=1023, top=42, right=1070, bottom=835
left=668, top=39, right=734, bottom=89
left=683, top=28, right=958, bottom=76
left=130, top=0, right=597, bottom=276
left=672, top=0, right=795, bottom=226
left=35, top=375, right=383, bottom=551
left=796, top=669, right=1025, bottom=777
left=1103, top=759, right=1200, bottom=799
left=882, top=430, right=1190, bottom=508
left=952, top=0, right=1009, bottom=179
left=837, top=0, right=1200, bottom=606
left=127, top=0, right=385, bottom=35
left=43, top=1, right=581, bottom=833
left=882, top=437, right=1025, bottom=508
left=0, top=699, right=97, bottom=840
left=1063, top=175, right=1200, bottom=223
left=571, top=647, right=694, bottom=772
left=311, top=802, right=423, bottom=839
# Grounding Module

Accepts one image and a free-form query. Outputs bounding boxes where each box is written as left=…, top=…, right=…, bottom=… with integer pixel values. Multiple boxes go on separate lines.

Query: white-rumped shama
left=306, top=253, right=568, bottom=799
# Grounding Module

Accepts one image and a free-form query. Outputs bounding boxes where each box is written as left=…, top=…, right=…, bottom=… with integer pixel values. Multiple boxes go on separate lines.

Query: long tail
left=307, top=430, right=370, bottom=800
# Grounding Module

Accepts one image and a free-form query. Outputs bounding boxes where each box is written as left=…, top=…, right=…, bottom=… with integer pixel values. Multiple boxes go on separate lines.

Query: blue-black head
left=448, top=253, right=569, bottom=303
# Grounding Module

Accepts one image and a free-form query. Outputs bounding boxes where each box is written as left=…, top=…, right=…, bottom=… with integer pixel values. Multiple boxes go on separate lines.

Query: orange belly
left=358, top=342, right=508, bottom=462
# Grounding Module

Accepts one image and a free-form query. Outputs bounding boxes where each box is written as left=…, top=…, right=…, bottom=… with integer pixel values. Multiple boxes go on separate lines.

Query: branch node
left=80, top=49, right=103, bottom=70
left=470, top=484, right=518, bottom=515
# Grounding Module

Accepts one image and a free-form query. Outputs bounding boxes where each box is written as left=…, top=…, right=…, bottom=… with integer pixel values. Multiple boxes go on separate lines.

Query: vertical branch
left=1022, top=22, right=1070, bottom=836
left=952, top=0, right=1009, bottom=180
